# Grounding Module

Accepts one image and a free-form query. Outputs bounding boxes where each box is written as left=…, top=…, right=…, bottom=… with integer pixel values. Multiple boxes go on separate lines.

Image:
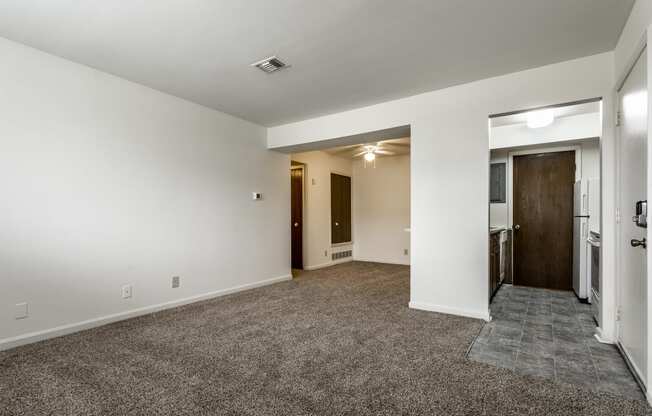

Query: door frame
left=291, top=164, right=306, bottom=269
left=506, top=145, right=582, bottom=289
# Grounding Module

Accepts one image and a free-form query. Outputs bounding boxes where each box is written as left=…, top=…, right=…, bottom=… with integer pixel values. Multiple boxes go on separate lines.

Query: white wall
left=353, top=155, right=410, bottom=265
left=269, top=52, right=614, bottom=321
left=290, top=151, right=353, bottom=269
left=490, top=112, right=601, bottom=149
left=0, top=37, right=291, bottom=349
left=581, top=140, right=601, bottom=181
left=615, top=0, right=652, bottom=86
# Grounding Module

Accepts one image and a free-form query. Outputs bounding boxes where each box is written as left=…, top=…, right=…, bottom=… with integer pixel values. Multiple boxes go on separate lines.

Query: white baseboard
left=409, top=301, right=491, bottom=321
left=594, top=328, right=614, bottom=344
left=616, top=341, right=648, bottom=394
left=303, top=258, right=352, bottom=271
left=353, top=256, right=410, bottom=266
left=0, top=273, right=292, bottom=352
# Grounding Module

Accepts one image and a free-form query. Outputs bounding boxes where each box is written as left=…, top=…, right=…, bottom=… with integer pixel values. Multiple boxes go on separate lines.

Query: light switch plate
left=15, top=302, right=28, bottom=319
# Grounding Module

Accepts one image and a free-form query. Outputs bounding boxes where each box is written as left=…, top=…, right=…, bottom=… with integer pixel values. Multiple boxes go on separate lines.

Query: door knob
left=513, top=224, right=520, bottom=231
left=631, top=238, right=647, bottom=249
left=293, top=222, right=299, bottom=227
left=335, top=222, right=339, bottom=226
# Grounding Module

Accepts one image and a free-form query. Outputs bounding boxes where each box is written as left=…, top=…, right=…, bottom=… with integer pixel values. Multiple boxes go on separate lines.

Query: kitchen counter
left=490, top=226, right=507, bottom=235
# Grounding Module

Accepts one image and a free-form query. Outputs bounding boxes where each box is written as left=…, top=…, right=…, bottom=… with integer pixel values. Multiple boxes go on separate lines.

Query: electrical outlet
left=172, top=276, right=180, bottom=288
left=324, top=250, right=328, bottom=257
left=404, top=248, right=409, bottom=255
left=121, top=285, right=133, bottom=299
left=312, top=178, right=316, bottom=185
left=15, top=302, right=28, bottom=319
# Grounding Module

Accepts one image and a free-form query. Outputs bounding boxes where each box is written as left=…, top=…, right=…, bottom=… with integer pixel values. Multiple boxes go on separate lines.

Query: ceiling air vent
left=251, top=56, right=288, bottom=74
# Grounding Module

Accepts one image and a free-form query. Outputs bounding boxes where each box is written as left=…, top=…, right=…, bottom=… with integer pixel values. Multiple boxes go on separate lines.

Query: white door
left=618, top=48, right=648, bottom=382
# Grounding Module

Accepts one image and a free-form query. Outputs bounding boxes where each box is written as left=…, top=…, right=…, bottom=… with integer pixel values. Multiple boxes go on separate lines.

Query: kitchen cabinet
left=489, top=230, right=505, bottom=301
left=503, top=230, right=512, bottom=284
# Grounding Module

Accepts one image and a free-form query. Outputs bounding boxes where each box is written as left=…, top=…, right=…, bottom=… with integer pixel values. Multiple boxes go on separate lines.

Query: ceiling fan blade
left=330, top=146, right=361, bottom=155
left=336, top=144, right=364, bottom=150
left=380, top=143, right=410, bottom=150
left=352, top=150, right=368, bottom=157
left=375, top=150, right=396, bottom=155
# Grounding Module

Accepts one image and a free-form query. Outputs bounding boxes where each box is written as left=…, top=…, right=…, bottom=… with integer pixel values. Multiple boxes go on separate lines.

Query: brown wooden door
left=291, top=167, right=303, bottom=269
left=513, top=151, right=575, bottom=290
left=331, top=173, right=351, bottom=244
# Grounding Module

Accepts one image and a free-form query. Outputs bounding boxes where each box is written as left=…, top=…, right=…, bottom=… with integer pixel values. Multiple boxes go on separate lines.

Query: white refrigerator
left=572, top=178, right=599, bottom=301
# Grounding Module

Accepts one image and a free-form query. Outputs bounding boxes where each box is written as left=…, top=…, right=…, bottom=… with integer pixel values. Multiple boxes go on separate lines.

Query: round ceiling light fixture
left=364, top=151, right=376, bottom=162
left=526, top=109, right=555, bottom=129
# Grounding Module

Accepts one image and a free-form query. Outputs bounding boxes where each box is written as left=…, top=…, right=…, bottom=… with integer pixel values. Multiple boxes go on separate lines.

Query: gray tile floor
left=468, top=284, right=645, bottom=401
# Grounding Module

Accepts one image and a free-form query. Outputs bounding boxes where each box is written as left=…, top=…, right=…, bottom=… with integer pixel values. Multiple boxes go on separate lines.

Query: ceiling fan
left=352, top=142, right=406, bottom=167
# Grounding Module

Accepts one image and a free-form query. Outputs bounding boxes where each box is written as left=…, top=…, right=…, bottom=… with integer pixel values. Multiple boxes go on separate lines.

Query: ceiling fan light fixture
left=364, top=152, right=376, bottom=162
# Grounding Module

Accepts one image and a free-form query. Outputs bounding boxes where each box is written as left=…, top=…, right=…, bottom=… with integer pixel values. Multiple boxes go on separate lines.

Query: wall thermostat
left=252, top=192, right=263, bottom=200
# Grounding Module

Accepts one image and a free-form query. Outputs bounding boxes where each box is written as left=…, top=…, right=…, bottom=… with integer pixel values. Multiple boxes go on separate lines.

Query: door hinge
left=616, top=307, right=622, bottom=321
left=616, top=208, right=621, bottom=224
left=616, top=110, right=622, bottom=127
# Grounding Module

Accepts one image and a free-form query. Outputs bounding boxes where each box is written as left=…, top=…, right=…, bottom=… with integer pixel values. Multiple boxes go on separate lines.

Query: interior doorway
left=513, top=151, right=575, bottom=289
left=286, top=130, right=410, bottom=272
left=291, top=162, right=304, bottom=270
left=487, top=99, right=602, bottom=301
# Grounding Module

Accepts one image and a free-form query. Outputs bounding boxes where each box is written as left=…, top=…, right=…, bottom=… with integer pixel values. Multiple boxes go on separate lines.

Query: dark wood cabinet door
left=331, top=173, right=351, bottom=244
left=513, top=151, right=575, bottom=290
left=489, top=234, right=500, bottom=300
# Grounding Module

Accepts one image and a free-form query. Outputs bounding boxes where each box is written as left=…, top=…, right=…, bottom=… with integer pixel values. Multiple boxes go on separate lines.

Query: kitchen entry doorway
left=513, top=151, right=575, bottom=290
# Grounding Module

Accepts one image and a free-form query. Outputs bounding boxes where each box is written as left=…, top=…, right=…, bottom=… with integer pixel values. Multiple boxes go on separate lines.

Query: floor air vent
left=332, top=250, right=352, bottom=260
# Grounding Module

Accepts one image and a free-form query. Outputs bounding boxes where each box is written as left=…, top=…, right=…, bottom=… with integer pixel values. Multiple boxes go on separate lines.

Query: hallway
left=469, top=285, right=643, bottom=400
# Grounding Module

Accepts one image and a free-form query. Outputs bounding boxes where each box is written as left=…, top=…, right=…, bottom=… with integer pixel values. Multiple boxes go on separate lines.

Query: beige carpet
left=1, top=262, right=649, bottom=415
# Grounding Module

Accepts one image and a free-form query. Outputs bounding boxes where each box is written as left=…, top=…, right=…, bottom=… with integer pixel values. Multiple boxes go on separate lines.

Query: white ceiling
left=323, top=138, right=411, bottom=159
left=0, top=1, right=634, bottom=126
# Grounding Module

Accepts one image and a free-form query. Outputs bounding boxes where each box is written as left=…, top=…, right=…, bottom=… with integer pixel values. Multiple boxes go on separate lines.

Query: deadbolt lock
left=631, top=238, right=647, bottom=249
